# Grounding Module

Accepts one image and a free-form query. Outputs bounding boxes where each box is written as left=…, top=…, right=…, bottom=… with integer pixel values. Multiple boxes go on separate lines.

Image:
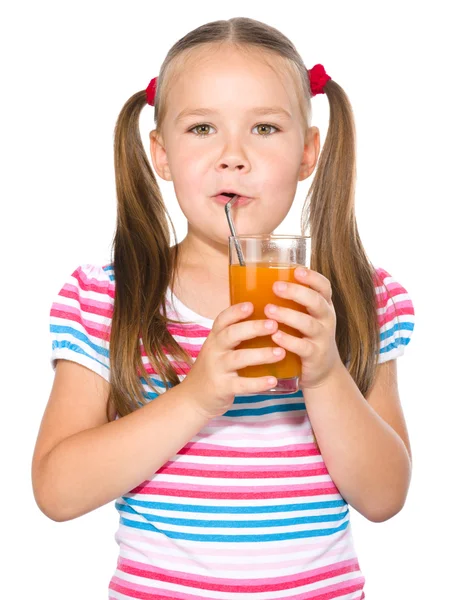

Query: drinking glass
left=229, top=234, right=311, bottom=395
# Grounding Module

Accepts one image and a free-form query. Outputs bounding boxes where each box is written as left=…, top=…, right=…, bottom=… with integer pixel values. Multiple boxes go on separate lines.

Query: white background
left=2, top=1, right=458, bottom=598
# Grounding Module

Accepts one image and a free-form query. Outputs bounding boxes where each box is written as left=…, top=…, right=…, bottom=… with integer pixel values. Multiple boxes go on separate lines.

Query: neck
left=176, top=230, right=229, bottom=283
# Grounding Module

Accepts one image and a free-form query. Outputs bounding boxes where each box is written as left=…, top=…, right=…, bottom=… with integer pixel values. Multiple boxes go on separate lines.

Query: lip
left=213, top=194, right=253, bottom=206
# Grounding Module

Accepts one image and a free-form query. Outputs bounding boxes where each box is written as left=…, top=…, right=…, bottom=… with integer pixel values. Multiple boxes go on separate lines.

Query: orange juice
left=229, top=262, right=308, bottom=379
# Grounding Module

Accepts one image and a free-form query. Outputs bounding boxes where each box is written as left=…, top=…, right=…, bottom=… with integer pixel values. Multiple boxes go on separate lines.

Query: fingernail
left=297, top=268, right=307, bottom=277
left=275, top=282, right=287, bottom=291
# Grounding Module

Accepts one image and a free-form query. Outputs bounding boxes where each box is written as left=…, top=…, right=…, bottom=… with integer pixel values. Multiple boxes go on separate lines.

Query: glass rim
left=228, top=234, right=311, bottom=240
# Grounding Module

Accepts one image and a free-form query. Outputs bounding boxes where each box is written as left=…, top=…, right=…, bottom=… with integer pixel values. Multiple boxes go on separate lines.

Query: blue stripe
left=120, top=497, right=346, bottom=513
left=51, top=340, right=109, bottom=371
left=225, top=402, right=305, bottom=417
left=116, top=502, right=349, bottom=528
left=119, top=516, right=349, bottom=542
left=379, top=336, right=411, bottom=355
left=380, top=320, right=414, bottom=342
left=140, top=377, right=170, bottom=392
left=234, top=389, right=303, bottom=404
left=103, top=264, right=115, bottom=281
left=138, top=382, right=303, bottom=405
left=50, top=324, right=109, bottom=358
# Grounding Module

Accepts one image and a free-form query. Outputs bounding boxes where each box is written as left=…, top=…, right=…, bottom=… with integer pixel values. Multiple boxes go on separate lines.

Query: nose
left=215, top=141, right=250, bottom=172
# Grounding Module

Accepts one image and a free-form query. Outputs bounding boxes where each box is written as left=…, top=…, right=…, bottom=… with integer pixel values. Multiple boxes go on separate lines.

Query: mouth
left=213, top=191, right=253, bottom=206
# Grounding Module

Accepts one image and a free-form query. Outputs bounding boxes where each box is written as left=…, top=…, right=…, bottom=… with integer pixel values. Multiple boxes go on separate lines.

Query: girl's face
left=150, top=46, right=319, bottom=247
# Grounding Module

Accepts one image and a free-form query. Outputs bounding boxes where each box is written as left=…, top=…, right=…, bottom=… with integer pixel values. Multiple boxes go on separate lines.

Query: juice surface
left=229, top=263, right=308, bottom=379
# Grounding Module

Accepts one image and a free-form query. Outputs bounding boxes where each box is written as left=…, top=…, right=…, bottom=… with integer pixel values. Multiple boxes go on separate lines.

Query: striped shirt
left=49, top=263, right=415, bottom=599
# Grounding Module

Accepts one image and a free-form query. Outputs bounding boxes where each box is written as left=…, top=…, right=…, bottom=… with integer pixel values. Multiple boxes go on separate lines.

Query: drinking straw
left=225, top=195, right=246, bottom=266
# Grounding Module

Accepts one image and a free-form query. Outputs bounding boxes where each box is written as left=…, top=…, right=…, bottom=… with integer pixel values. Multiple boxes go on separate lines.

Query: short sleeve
left=374, top=267, right=415, bottom=364
left=49, top=264, right=114, bottom=382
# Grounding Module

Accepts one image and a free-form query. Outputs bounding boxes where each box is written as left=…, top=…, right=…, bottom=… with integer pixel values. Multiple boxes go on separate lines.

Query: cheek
left=169, top=151, right=205, bottom=191
left=259, top=162, right=299, bottom=199
left=258, top=143, right=302, bottom=180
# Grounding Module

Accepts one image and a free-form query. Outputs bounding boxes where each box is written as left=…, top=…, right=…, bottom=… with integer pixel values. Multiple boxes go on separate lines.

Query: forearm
left=302, top=362, right=412, bottom=522
left=35, top=382, right=210, bottom=522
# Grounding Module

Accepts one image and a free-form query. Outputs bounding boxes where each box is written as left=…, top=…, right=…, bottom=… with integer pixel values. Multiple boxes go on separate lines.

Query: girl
left=32, top=17, right=415, bottom=600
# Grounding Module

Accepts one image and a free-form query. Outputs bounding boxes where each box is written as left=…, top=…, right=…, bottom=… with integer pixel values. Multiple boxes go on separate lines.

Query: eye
left=253, top=124, right=279, bottom=136
left=189, top=124, right=215, bottom=138
left=187, top=123, right=280, bottom=138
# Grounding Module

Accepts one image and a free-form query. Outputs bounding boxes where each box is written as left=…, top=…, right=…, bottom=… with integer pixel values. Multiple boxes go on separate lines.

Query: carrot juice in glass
left=229, top=234, right=311, bottom=395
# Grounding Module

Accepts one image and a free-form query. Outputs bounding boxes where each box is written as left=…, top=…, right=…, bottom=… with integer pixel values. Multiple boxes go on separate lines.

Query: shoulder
left=372, top=266, right=415, bottom=363
left=49, top=263, right=115, bottom=381
left=72, top=262, right=115, bottom=293
left=52, top=263, right=115, bottom=305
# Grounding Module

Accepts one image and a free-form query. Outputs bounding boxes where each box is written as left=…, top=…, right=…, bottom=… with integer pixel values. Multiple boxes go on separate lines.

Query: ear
left=149, top=130, right=172, bottom=181
left=298, top=126, right=320, bottom=181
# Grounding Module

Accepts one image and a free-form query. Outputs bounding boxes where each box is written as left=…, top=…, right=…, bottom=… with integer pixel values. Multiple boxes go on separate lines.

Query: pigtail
left=108, top=91, right=193, bottom=419
left=302, top=80, right=380, bottom=396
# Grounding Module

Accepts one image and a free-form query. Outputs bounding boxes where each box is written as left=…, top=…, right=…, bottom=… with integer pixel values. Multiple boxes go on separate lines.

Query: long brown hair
left=108, top=17, right=382, bottom=420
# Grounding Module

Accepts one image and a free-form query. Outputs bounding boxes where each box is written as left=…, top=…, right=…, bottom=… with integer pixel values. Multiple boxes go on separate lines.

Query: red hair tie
left=146, top=77, right=157, bottom=106
left=307, top=64, right=331, bottom=97
left=145, top=64, right=330, bottom=106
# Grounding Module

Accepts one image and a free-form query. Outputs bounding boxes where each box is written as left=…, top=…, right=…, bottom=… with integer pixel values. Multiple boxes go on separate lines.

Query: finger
left=294, top=268, right=333, bottom=303
left=271, top=329, right=313, bottom=359
left=272, top=280, right=328, bottom=319
left=234, top=375, right=278, bottom=396
left=264, top=304, right=317, bottom=338
left=224, top=318, right=280, bottom=349
left=213, top=302, right=254, bottom=336
left=231, top=345, right=285, bottom=371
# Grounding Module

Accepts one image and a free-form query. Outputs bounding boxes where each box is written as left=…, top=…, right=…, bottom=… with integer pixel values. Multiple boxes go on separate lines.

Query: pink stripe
left=74, top=266, right=115, bottom=298
left=378, top=301, right=414, bottom=328
left=139, top=359, right=191, bottom=376
left=156, top=461, right=328, bottom=479
left=382, top=302, right=414, bottom=319
left=128, top=482, right=340, bottom=499
left=57, top=284, right=114, bottom=317
left=161, top=459, right=326, bottom=473
left=110, top=577, right=179, bottom=600
left=110, top=574, right=364, bottom=600
left=132, top=479, right=337, bottom=493
left=168, top=342, right=203, bottom=355
left=51, top=306, right=111, bottom=342
left=374, top=268, right=406, bottom=293
left=374, top=268, right=414, bottom=311
left=119, top=556, right=358, bottom=586
left=167, top=322, right=211, bottom=337
left=178, top=441, right=319, bottom=457
left=376, top=281, right=407, bottom=302
left=139, top=344, right=198, bottom=362
left=61, top=282, right=114, bottom=311
left=51, top=302, right=111, bottom=333
left=384, top=299, right=414, bottom=312
left=116, top=556, right=363, bottom=593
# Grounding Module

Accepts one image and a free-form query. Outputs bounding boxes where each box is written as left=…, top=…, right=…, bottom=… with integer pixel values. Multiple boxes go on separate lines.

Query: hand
left=264, top=267, right=342, bottom=390
left=181, top=302, right=285, bottom=420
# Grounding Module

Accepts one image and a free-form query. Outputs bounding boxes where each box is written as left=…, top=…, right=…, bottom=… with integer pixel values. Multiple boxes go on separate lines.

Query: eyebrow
left=174, top=106, right=292, bottom=124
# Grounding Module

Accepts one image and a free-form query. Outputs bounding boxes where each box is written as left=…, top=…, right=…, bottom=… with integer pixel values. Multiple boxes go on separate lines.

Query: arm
left=302, top=358, right=412, bottom=523
left=32, top=360, right=210, bottom=522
